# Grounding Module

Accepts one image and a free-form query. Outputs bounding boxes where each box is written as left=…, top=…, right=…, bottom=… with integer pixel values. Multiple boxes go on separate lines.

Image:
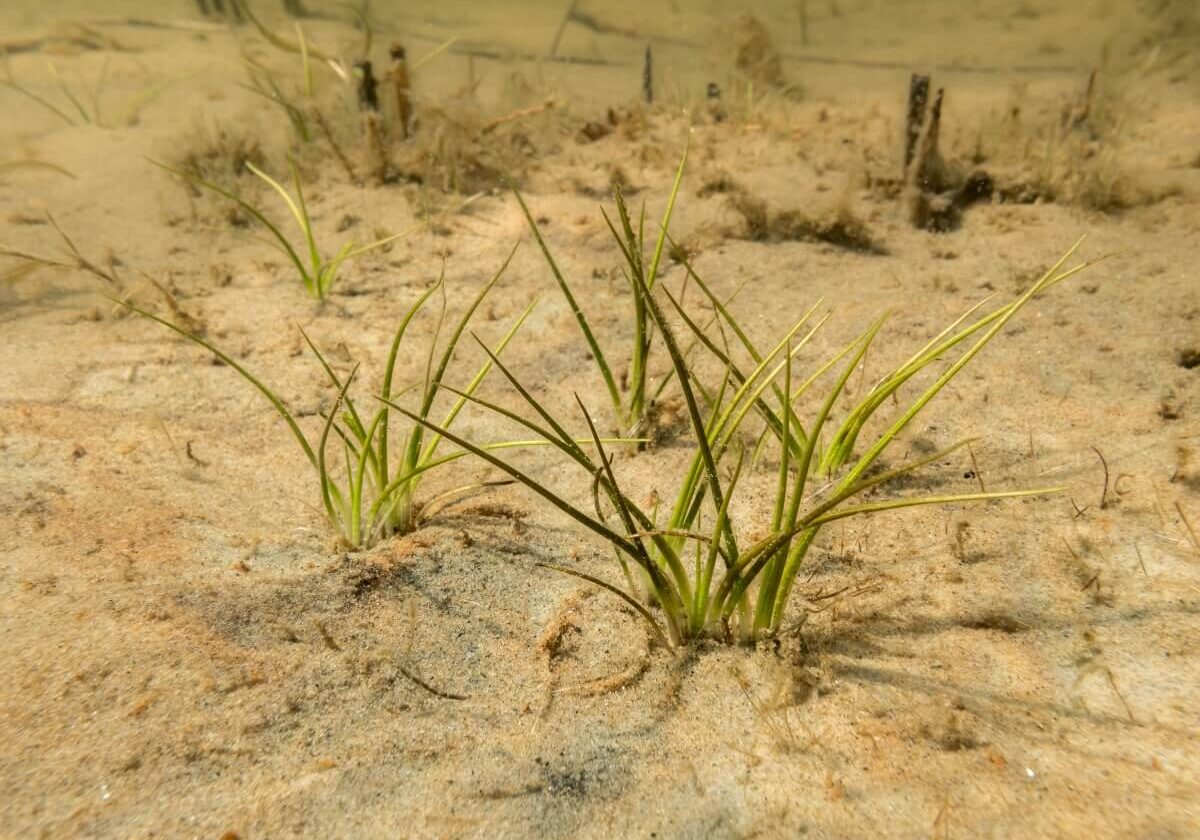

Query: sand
left=2, top=1, right=1199, bottom=837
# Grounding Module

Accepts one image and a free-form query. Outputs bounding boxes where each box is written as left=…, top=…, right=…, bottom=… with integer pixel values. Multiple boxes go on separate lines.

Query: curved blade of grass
left=419, top=290, right=537, bottom=465
left=822, top=295, right=1022, bottom=473
left=150, top=159, right=312, bottom=289
left=349, top=406, right=384, bottom=545
left=772, top=343, right=793, bottom=531
left=317, top=363, right=359, bottom=537
left=417, top=479, right=516, bottom=521
left=753, top=316, right=885, bottom=632
left=233, top=0, right=339, bottom=62
left=695, top=447, right=745, bottom=634
left=47, top=63, right=91, bottom=123
left=670, top=250, right=813, bottom=447
left=0, top=80, right=78, bottom=126
left=405, top=243, right=517, bottom=470
left=805, top=487, right=1065, bottom=528
left=650, top=283, right=742, bottom=405
left=366, top=436, right=638, bottom=534
left=536, top=563, right=672, bottom=649
left=381, top=399, right=644, bottom=559
left=0, top=159, right=78, bottom=179
left=340, top=224, right=422, bottom=261
left=823, top=248, right=1101, bottom=476
left=115, top=297, right=317, bottom=467
left=237, top=80, right=310, bottom=141
left=511, top=185, right=622, bottom=416
left=247, top=159, right=320, bottom=277
left=575, top=394, right=687, bottom=616
left=318, top=242, right=354, bottom=298
left=658, top=278, right=820, bottom=457
left=379, top=272, right=446, bottom=482
left=645, top=138, right=689, bottom=294
left=665, top=296, right=826, bottom=540
left=463, top=336, right=592, bottom=463
left=299, top=325, right=369, bottom=444
left=630, top=226, right=736, bottom=563
left=839, top=241, right=1093, bottom=490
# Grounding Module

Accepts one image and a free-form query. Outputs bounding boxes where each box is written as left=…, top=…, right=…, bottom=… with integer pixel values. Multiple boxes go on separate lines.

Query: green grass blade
left=381, top=399, right=644, bottom=558
left=772, top=344, right=792, bottom=531
left=366, top=437, right=637, bottom=537
left=644, top=139, right=689, bottom=294
left=537, top=563, right=672, bottom=649
left=405, top=244, right=516, bottom=470
left=658, top=279, right=820, bottom=456
left=151, top=159, right=313, bottom=288
left=379, top=275, right=445, bottom=483
left=630, top=231, right=737, bottom=563
left=0, top=80, right=78, bottom=126
left=251, top=159, right=320, bottom=276
left=318, top=364, right=359, bottom=540
left=350, top=409, right=384, bottom=545
left=806, top=487, right=1065, bottom=528
left=299, top=326, right=369, bottom=443
left=839, top=242, right=1093, bottom=489
left=575, top=395, right=688, bottom=614
left=339, top=224, right=422, bottom=261
left=115, top=297, right=317, bottom=467
left=48, top=63, right=91, bottom=123
left=755, top=317, right=885, bottom=632
left=419, top=292, right=537, bottom=465
left=511, top=186, right=623, bottom=416
left=460, top=337, right=593, bottom=464
left=696, top=448, right=744, bottom=634
left=318, top=242, right=354, bottom=298
left=672, top=250, right=811, bottom=446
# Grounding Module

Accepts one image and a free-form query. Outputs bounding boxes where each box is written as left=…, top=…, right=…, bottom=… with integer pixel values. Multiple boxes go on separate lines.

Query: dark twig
left=389, top=43, right=413, bottom=139
left=642, top=43, right=653, bottom=104
left=1133, top=543, right=1147, bottom=575
left=1090, top=445, right=1109, bottom=510
left=355, top=60, right=379, bottom=112
left=1175, top=501, right=1199, bottom=558
left=548, top=0, right=581, bottom=58
left=1105, top=668, right=1136, bottom=724
left=966, top=441, right=985, bottom=494
left=904, top=73, right=930, bottom=172
left=398, top=663, right=468, bottom=700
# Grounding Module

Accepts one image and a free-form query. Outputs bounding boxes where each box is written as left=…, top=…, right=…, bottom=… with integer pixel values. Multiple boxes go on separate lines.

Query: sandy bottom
left=2, top=1, right=1199, bottom=837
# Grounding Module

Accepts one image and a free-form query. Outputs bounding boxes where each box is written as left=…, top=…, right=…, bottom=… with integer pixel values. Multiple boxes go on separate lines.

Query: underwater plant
left=511, top=150, right=687, bottom=439
left=120, top=254, right=545, bottom=549
left=1, top=59, right=166, bottom=129
left=391, top=175, right=1097, bottom=648
left=156, top=157, right=406, bottom=299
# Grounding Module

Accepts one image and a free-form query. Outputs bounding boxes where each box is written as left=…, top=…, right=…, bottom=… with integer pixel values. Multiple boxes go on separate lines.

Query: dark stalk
left=642, top=44, right=653, bottom=104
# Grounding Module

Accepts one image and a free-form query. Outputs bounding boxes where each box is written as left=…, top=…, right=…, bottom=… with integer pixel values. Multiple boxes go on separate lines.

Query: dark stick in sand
left=390, top=44, right=413, bottom=140
left=904, top=73, right=931, bottom=173
left=548, top=0, right=581, bottom=58
left=643, top=43, right=653, bottom=104
left=356, top=60, right=380, bottom=112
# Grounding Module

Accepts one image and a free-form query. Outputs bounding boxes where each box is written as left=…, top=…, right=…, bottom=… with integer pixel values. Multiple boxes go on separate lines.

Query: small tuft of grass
left=1, top=59, right=167, bottom=128
left=154, top=157, right=410, bottom=299
left=119, top=253, right=554, bottom=549
left=1, top=213, right=121, bottom=287
left=512, top=144, right=689, bottom=439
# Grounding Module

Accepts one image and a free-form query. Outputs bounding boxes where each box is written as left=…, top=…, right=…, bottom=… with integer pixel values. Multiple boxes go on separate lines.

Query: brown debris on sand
left=727, top=190, right=885, bottom=254
left=901, top=73, right=995, bottom=231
